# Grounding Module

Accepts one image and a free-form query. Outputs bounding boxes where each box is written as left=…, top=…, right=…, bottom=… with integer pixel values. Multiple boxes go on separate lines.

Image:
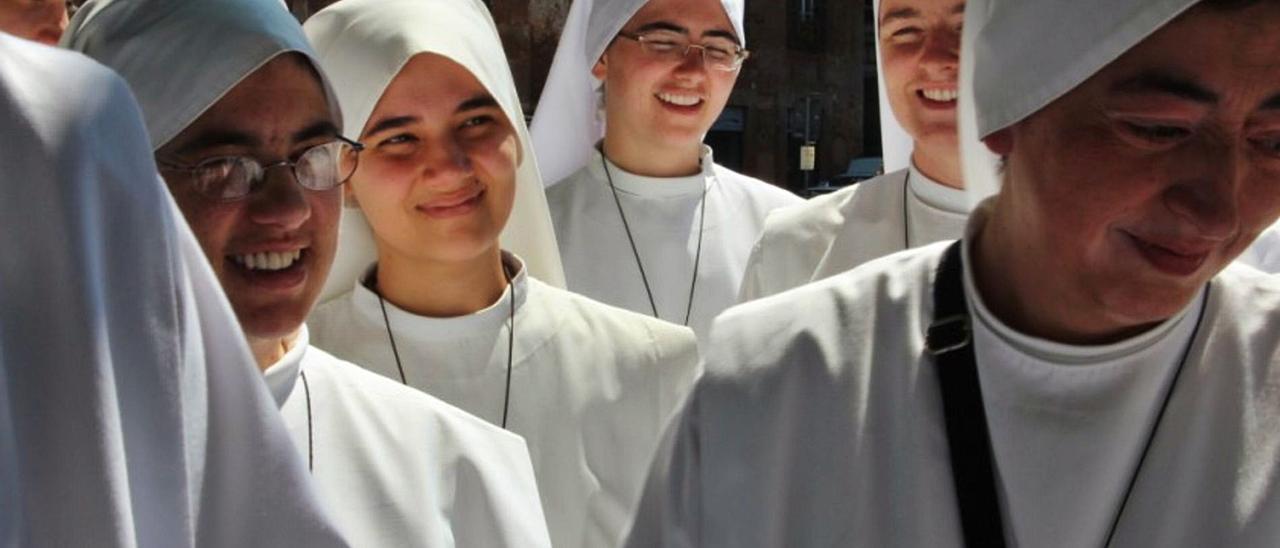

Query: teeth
left=922, top=89, right=958, bottom=102
left=657, top=92, right=703, bottom=107
left=233, top=250, right=303, bottom=271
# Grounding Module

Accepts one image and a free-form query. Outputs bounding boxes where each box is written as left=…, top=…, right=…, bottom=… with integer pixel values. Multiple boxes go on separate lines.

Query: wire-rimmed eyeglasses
left=616, top=30, right=750, bottom=72
left=157, top=136, right=364, bottom=202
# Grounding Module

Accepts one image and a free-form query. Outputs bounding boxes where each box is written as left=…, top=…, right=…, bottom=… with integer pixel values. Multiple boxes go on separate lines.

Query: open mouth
left=917, top=88, right=958, bottom=106
left=225, top=248, right=310, bottom=291
left=656, top=92, right=705, bottom=109
left=231, top=249, right=305, bottom=272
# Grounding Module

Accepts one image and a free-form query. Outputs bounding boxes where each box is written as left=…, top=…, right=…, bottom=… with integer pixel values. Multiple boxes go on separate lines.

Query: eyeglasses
left=157, top=137, right=364, bottom=201
left=616, top=30, right=750, bottom=72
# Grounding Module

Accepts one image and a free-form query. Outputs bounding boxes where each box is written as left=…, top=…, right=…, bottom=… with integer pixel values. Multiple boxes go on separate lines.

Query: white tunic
left=739, top=165, right=969, bottom=301
left=626, top=206, right=1280, bottom=547
left=264, top=329, right=551, bottom=548
left=1239, top=221, right=1280, bottom=274
left=308, top=255, right=701, bottom=548
left=547, top=146, right=802, bottom=346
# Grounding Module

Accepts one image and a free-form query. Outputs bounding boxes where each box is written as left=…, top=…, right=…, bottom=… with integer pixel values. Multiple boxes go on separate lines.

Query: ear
left=591, top=53, right=608, bottom=82
left=343, top=183, right=361, bottom=209
left=982, top=128, right=1014, bottom=156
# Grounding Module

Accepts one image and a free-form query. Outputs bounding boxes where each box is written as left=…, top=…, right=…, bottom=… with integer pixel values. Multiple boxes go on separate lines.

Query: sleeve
left=620, top=386, right=704, bottom=548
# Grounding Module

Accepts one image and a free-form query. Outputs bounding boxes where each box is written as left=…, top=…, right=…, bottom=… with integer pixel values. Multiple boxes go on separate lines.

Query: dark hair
left=1200, top=0, right=1267, bottom=10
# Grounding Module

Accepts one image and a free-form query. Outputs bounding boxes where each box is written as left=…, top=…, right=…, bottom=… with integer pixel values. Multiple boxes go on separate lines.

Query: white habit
left=626, top=204, right=1280, bottom=547
left=739, top=163, right=968, bottom=301
left=1239, top=221, right=1280, bottom=274
left=0, top=35, right=344, bottom=547
left=548, top=147, right=801, bottom=346
left=265, top=329, right=552, bottom=548
left=310, top=256, right=700, bottom=548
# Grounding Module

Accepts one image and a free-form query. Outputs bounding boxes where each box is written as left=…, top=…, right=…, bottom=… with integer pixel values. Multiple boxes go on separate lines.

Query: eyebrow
left=880, top=7, right=920, bottom=27
left=294, top=120, right=340, bottom=143
left=458, top=94, right=500, bottom=112
left=1111, top=71, right=1219, bottom=104
left=633, top=20, right=741, bottom=46
left=173, top=129, right=259, bottom=157
left=364, top=115, right=419, bottom=139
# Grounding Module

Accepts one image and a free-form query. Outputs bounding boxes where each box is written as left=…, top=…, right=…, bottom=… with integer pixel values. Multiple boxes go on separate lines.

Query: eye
left=887, top=27, right=924, bottom=43
left=378, top=133, right=418, bottom=147
left=1122, top=121, right=1191, bottom=145
left=1251, top=133, right=1280, bottom=156
left=460, top=115, right=495, bottom=130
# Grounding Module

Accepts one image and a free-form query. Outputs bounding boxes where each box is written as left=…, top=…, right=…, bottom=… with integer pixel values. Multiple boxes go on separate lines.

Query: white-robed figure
left=302, top=1, right=701, bottom=546
left=532, top=0, right=801, bottom=345
left=627, top=0, right=1280, bottom=546
left=0, top=35, right=344, bottom=547
left=66, top=1, right=551, bottom=546
left=738, top=0, right=970, bottom=302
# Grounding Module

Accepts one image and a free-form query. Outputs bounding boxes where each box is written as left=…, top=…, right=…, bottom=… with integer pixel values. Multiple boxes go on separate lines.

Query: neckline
left=351, top=252, right=529, bottom=343
left=958, top=203, right=1205, bottom=366
left=908, top=162, right=969, bottom=215
left=587, top=144, right=713, bottom=198
left=262, top=327, right=310, bottom=408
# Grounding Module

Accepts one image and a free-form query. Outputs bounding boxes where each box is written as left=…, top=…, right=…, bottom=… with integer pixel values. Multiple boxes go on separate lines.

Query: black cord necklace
left=298, top=266, right=515, bottom=473
left=600, top=152, right=707, bottom=326
left=373, top=263, right=516, bottom=429
left=902, top=172, right=912, bottom=249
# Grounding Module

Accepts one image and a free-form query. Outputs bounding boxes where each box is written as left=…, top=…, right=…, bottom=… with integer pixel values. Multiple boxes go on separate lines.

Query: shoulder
left=1207, top=264, right=1280, bottom=347
left=307, top=290, right=357, bottom=341
left=528, top=278, right=699, bottom=361
left=545, top=164, right=595, bottom=204
left=705, top=241, right=946, bottom=382
left=710, top=164, right=802, bottom=210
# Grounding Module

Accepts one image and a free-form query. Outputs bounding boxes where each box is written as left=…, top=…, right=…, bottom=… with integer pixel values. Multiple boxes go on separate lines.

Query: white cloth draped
left=308, top=254, right=701, bottom=548
left=530, top=0, right=746, bottom=187
left=739, top=164, right=968, bottom=301
left=303, top=0, right=565, bottom=303
left=0, top=35, right=344, bottom=547
left=625, top=204, right=1280, bottom=547
left=1239, top=222, right=1280, bottom=274
left=62, top=0, right=343, bottom=150
left=872, top=0, right=913, bottom=172
left=262, top=329, right=552, bottom=548
left=547, top=146, right=801, bottom=347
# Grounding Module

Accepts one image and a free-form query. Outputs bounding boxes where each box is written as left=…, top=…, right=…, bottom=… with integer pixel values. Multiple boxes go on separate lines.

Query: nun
left=0, top=35, right=344, bottom=547
left=531, top=0, right=802, bottom=346
left=626, top=0, right=1280, bottom=546
left=65, top=0, right=550, bottom=546
left=302, top=1, right=700, bottom=546
left=738, top=0, right=971, bottom=302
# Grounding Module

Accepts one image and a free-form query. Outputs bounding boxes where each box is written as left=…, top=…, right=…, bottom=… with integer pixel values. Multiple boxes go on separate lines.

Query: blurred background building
left=290, top=0, right=881, bottom=195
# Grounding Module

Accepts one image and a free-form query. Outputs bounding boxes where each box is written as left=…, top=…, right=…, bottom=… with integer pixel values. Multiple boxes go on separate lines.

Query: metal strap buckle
left=926, top=314, right=972, bottom=356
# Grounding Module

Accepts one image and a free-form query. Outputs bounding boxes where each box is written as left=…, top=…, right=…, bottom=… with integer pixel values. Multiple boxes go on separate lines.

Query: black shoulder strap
left=927, top=242, right=1008, bottom=548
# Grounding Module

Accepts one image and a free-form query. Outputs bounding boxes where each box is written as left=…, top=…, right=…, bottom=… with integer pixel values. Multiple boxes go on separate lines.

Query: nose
left=673, top=45, right=710, bottom=76
left=248, top=166, right=312, bottom=231
left=1164, top=139, right=1243, bottom=241
left=418, top=138, right=474, bottom=187
left=918, top=25, right=960, bottom=78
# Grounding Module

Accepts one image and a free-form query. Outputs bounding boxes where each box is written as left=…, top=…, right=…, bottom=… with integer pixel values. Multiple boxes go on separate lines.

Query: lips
left=1125, top=233, right=1212, bottom=277
left=416, top=186, right=485, bottom=219
left=225, top=247, right=310, bottom=291
left=916, top=87, right=958, bottom=109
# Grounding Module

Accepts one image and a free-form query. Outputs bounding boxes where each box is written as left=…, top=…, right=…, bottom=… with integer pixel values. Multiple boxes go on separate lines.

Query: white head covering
left=872, top=0, right=914, bottom=173
left=960, top=0, right=1199, bottom=203
left=304, top=0, right=567, bottom=299
left=62, top=0, right=343, bottom=150
left=0, top=35, right=344, bottom=547
left=530, top=0, right=746, bottom=186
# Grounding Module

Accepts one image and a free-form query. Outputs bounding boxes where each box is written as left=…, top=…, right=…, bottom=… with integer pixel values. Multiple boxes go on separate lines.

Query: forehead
left=878, top=0, right=965, bottom=24
left=379, top=53, right=490, bottom=108
left=627, top=0, right=735, bottom=34
left=166, top=54, right=333, bottom=152
left=1088, top=3, right=1280, bottom=105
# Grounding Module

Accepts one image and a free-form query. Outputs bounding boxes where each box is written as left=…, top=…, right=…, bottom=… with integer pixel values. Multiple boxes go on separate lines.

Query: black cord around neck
left=600, top=152, right=707, bottom=326
left=373, top=263, right=516, bottom=429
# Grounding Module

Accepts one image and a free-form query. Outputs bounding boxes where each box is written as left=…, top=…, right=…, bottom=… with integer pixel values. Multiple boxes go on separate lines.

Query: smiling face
left=878, top=0, right=963, bottom=158
left=156, top=54, right=342, bottom=346
left=985, top=1, right=1280, bottom=334
left=592, top=0, right=742, bottom=158
left=0, top=0, right=67, bottom=45
left=349, top=53, right=519, bottom=269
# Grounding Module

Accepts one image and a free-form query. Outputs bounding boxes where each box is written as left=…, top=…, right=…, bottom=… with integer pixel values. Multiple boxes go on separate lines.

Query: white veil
left=304, top=0, right=567, bottom=300
left=0, top=35, right=344, bottom=547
